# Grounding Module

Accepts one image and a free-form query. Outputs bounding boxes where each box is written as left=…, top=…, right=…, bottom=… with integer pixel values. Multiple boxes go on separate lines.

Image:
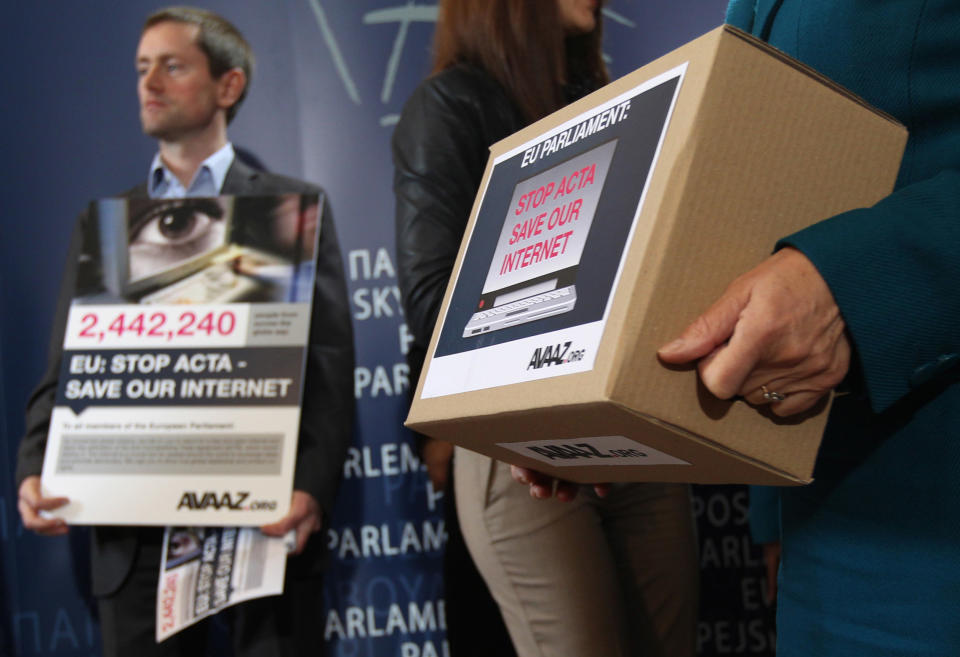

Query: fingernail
left=658, top=338, right=686, bottom=356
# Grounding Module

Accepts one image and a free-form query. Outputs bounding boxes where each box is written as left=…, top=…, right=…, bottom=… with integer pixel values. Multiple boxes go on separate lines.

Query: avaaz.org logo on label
left=527, top=341, right=586, bottom=370
left=527, top=443, right=648, bottom=460
left=176, top=491, right=277, bottom=511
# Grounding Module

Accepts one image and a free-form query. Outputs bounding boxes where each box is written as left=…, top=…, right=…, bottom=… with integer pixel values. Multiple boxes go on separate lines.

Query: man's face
left=136, top=21, right=223, bottom=141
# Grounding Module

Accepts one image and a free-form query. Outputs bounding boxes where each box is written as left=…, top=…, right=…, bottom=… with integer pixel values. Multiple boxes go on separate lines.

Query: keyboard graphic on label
left=462, top=286, right=577, bottom=337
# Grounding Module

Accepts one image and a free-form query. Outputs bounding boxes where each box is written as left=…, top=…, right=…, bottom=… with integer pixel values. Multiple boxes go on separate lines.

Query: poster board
left=41, top=193, right=321, bottom=525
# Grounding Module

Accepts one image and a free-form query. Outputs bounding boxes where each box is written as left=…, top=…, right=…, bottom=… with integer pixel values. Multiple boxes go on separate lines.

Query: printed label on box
left=422, top=65, right=687, bottom=398
left=499, top=435, right=690, bottom=467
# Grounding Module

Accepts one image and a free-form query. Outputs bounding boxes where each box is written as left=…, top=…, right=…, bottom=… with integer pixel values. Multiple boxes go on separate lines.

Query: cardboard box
left=405, top=25, right=907, bottom=485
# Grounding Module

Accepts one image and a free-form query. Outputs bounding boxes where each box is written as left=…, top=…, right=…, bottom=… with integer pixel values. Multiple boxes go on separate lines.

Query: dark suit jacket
left=17, top=159, right=355, bottom=596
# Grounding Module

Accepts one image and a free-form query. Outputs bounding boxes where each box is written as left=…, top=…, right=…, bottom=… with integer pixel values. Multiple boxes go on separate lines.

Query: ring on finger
left=761, top=384, right=787, bottom=402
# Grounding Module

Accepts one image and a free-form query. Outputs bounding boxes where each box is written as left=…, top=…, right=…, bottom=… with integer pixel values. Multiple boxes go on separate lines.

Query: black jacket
left=392, top=65, right=526, bottom=385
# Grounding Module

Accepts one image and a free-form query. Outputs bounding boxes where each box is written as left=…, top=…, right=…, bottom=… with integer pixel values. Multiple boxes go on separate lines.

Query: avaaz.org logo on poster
left=526, top=341, right=586, bottom=370
left=176, top=491, right=277, bottom=511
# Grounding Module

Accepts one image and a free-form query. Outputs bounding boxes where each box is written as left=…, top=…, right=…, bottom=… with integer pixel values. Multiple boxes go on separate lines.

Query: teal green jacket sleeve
left=779, top=170, right=960, bottom=414
left=725, top=0, right=756, bottom=31
left=732, top=0, right=960, bottom=416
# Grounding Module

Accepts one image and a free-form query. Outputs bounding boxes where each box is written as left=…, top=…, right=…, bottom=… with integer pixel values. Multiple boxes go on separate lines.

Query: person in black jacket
left=392, top=1, right=698, bottom=655
left=17, top=8, right=353, bottom=656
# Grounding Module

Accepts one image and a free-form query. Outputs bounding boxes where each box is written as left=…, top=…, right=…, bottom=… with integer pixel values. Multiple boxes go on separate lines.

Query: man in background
left=15, top=7, right=354, bottom=656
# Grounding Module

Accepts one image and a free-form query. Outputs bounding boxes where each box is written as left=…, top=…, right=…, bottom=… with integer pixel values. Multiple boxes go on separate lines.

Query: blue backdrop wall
left=0, top=2, right=774, bottom=656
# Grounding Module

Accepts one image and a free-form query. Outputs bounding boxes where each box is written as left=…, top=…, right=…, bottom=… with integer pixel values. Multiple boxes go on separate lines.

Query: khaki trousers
left=455, top=448, right=698, bottom=657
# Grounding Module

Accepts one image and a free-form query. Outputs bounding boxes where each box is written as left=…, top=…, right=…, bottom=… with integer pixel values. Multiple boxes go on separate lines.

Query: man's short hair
left=144, top=6, right=254, bottom=123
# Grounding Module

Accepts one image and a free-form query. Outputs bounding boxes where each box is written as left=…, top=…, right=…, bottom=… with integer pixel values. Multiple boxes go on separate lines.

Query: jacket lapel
left=222, top=159, right=260, bottom=195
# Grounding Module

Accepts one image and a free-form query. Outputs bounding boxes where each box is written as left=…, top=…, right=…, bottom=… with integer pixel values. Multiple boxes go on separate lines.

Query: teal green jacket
left=729, top=1, right=960, bottom=655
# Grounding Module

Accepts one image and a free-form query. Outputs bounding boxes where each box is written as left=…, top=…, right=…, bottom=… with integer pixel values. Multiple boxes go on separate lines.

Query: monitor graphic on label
left=463, top=139, right=617, bottom=338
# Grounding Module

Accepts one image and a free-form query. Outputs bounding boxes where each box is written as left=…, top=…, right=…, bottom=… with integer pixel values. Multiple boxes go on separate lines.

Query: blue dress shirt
left=147, top=142, right=235, bottom=199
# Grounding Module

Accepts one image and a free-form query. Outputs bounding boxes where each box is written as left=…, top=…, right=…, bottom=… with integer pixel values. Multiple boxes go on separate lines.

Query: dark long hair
left=431, top=0, right=608, bottom=123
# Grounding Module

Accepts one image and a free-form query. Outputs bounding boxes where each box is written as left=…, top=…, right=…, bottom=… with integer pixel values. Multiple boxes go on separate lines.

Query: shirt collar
left=147, top=142, right=235, bottom=198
